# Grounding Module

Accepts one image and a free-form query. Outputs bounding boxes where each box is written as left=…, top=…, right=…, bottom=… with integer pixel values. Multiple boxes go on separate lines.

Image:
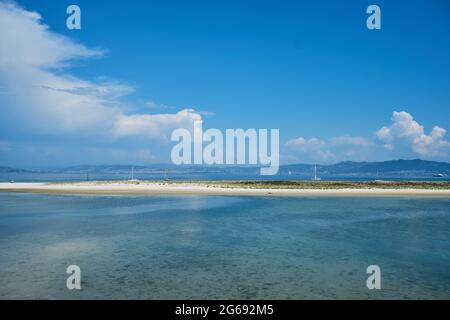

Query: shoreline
left=1, top=181, right=450, bottom=197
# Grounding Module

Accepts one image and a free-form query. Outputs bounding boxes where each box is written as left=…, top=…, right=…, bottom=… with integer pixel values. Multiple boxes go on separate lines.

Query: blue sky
left=0, top=0, right=449, bottom=168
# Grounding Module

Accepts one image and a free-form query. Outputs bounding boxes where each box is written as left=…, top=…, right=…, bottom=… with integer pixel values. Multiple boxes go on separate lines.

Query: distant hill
left=1, top=159, right=449, bottom=178
left=54, top=164, right=260, bottom=174
left=281, top=159, right=450, bottom=177
left=0, top=166, right=32, bottom=173
left=47, top=159, right=450, bottom=177
left=54, top=164, right=152, bottom=173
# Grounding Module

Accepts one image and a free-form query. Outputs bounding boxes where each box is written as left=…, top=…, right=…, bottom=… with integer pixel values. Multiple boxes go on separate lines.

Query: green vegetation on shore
left=70, top=180, right=450, bottom=190
left=193, top=180, right=450, bottom=190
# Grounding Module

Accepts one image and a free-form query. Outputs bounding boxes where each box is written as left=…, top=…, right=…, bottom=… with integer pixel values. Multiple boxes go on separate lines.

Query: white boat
left=129, top=167, right=139, bottom=182
left=433, top=173, right=444, bottom=178
left=312, top=164, right=321, bottom=181
left=163, top=169, right=171, bottom=181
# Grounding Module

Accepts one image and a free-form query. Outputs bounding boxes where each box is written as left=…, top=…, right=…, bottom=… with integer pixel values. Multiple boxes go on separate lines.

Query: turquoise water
left=0, top=193, right=449, bottom=299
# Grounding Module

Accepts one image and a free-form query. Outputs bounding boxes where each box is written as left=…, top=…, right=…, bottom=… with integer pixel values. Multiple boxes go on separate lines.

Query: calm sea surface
left=0, top=193, right=449, bottom=299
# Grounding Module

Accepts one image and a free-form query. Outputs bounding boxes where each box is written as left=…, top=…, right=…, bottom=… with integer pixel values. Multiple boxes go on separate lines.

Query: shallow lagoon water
left=0, top=193, right=449, bottom=299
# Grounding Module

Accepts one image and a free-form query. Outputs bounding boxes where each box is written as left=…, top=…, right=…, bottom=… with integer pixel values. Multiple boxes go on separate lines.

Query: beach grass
left=183, top=180, right=450, bottom=190
left=52, top=179, right=450, bottom=190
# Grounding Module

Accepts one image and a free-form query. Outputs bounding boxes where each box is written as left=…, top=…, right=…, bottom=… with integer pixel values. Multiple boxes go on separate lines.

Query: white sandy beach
left=0, top=181, right=450, bottom=197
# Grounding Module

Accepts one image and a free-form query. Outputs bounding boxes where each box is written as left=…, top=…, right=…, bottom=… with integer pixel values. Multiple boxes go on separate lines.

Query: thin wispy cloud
left=286, top=137, right=335, bottom=162
left=0, top=1, right=203, bottom=141
left=330, top=136, right=372, bottom=147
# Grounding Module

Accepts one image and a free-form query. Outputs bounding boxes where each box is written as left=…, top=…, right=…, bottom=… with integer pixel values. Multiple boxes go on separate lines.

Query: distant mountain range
left=0, top=159, right=449, bottom=178
left=0, top=166, right=33, bottom=173
left=281, top=159, right=450, bottom=177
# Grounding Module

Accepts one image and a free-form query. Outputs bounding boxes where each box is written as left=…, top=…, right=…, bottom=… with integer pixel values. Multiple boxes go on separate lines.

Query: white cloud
left=113, top=109, right=202, bottom=140
left=330, top=136, right=371, bottom=147
left=286, top=137, right=335, bottom=161
left=375, top=126, right=391, bottom=140
left=376, top=111, right=450, bottom=157
left=0, top=2, right=103, bottom=69
left=198, top=110, right=215, bottom=117
left=286, top=137, right=325, bottom=148
left=286, top=135, right=374, bottom=163
left=0, top=2, right=203, bottom=141
left=144, top=101, right=158, bottom=109
left=286, top=111, right=450, bottom=164
left=143, top=100, right=173, bottom=110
